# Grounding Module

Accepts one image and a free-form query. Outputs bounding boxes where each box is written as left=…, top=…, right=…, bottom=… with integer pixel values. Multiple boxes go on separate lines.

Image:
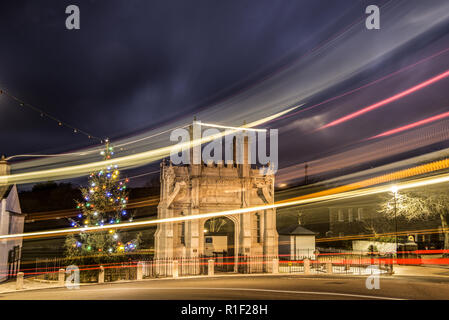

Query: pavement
left=393, top=265, right=449, bottom=278
left=2, top=268, right=449, bottom=300
left=0, top=278, right=61, bottom=293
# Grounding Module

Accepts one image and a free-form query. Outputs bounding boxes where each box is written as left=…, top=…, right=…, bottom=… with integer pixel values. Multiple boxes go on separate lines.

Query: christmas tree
left=65, top=140, right=139, bottom=261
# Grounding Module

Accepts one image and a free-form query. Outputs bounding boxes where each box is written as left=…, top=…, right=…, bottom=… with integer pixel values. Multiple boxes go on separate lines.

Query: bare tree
left=378, top=190, right=449, bottom=251
left=362, top=214, right=392, bottom=240
left=205, top=217, right=228, bottom=233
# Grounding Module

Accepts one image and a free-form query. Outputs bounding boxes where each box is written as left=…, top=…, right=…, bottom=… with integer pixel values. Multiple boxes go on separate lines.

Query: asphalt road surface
left=2, top=274, right=449, bottom=300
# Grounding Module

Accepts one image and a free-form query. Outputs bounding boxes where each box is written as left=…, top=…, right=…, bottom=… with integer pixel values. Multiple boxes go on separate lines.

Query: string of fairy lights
left=0, top=87, right=103, bottom=142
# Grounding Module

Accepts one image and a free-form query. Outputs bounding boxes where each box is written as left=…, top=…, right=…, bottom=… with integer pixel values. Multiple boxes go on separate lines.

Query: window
left=348, top=208, right=353, bottom=222
left=180, top=222, right=185, bottom=245
left=357, top=208, right=363, bottom=221
left=256, top=213, right=261, bottom=243
left=8, top=213, right=13, bottom=234
left=338, top=209, right=344, bottom=222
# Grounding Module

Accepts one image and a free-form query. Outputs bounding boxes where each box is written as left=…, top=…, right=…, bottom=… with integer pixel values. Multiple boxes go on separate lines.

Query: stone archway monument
left=154, top=121, right=278, bottom=275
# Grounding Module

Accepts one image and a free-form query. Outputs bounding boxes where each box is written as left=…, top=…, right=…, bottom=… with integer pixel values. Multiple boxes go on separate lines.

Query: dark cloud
left=2, top=0, right=449, bottom=184
left=0, top=0, right=360, bottom=155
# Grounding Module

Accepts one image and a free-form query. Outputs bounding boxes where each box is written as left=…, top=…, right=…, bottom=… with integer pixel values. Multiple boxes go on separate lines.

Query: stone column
left=208, top=259, right=214, bottom=276
left=172, top=260, right=179, bottom=278
left=185, top=211, right=200, bottom=275
left=326, top=262, right=333, bottom=274
left=16, top=272, right=24, bottom=290
left=263, top=207, right=278, bottom=273
left=58, top=268, right=65, bottom=286
left=137, top=262, right=143, bottom=280
left=304, top=259, right=310, bottom=275
left=98, top=266, right=105, bottom=283
left=155, top=206, right=174, bottom=276
left=272, top=258, right=279, bottom=274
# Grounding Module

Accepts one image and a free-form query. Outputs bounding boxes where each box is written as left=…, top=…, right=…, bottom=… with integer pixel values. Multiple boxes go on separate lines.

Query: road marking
left=74, top=286, right=404, bottom=300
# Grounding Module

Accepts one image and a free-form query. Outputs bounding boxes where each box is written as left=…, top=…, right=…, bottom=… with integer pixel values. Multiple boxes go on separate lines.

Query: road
left=2, top=274, right=449, bottom=300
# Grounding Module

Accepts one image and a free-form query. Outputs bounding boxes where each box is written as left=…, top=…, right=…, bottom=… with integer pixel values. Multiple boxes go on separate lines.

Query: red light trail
left=268, top=46, right=449, bottom=124
left=369, top=109, right=449, bottom=139
left=320, top=69, right=449, bottom=130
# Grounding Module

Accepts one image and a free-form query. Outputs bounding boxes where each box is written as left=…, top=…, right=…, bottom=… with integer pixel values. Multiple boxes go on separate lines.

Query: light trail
left=6, top=125, right=190, bottom=161
left=269, top=46, right=449, bottom=124
left=25, top=196, right=159, bottom=222
left=0, top=106, right=298, bottom=186
left=277, top=119, right=449, bottom=185
left=369, top=109, right=449, bottom=139
left=200, top=122, right=267, bottom=132
left=316, top=227, right=447, bottom=243
left=320, top=69, right=449, bottom=129
left=277, top=157, right=449, bottom=204
left=4, top=156, right=449, bottom=241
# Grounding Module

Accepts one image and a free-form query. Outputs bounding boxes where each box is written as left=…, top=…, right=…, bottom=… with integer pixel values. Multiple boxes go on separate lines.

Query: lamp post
left=391, top=186, right=399, bottom=262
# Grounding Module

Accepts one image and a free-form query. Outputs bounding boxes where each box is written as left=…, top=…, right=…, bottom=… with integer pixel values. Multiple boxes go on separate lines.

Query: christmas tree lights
left=65, top=140, right=138, bottom=259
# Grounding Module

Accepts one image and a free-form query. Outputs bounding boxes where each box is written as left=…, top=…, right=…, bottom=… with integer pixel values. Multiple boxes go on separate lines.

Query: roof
left=278, top=225, right=317, bottom=236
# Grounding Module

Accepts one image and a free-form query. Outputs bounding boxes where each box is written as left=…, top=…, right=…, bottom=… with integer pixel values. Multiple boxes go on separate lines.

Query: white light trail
left=0, top=106, right=298, bottom=186
left=200, top=122, right=267, bottom=132
left=3, top=169, right=449, bottom=241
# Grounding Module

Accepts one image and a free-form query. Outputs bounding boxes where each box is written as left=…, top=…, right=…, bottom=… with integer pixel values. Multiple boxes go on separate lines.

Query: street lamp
left=390, top=186, right=399, bottom=259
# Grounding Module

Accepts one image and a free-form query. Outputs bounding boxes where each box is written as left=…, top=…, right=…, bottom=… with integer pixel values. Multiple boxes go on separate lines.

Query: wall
left=352, top=240, right=396, bottom=254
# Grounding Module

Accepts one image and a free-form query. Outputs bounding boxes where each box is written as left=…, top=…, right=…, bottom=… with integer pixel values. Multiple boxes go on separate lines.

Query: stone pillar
left=272, top=258, right=279, bottom=274
left=98, top=266, right=105, bottom=283
left=172, top=260, right=179, bottom=278
left=137, top=262, right=143, bottom=280
left=239, top=133, right=251, bottom=177
left=263, top=208, right=279, bottom=259
left=58, top=268, right=65, bottom=286
left=186, top=213, right=200, bottom=275
left=0, top=155, right=10, bottom=176
left=326, top=262, right=333, bottom=274
left=304, top=259, right=310, bottom=275
left=240, top=213, right=252, bottom=256
left=208, top=259, right=214, bottom=276
left=154, top=206, right=174, bottom=276
left=16, top=272, right=24, bottom=290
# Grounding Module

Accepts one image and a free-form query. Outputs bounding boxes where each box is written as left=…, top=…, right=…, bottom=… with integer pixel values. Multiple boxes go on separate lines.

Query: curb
left=3, top=270, right=449, bottom=295
left=0, top=272, right=394, bottom=295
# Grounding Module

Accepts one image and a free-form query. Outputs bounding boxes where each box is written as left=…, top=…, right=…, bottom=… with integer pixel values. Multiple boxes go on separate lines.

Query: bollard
left=16, top=272, right=24, bottom=290
left=326, top=262, right=333, bottom=274
left=304, top=259, right=310, bottom=275
left=272, top=258, right=279, bottom=274
left=208, top=259, right=214, bottom=276
left=137, top=262, right=143, bottom=280
left=172, top=260, right=179, bottom=278
left=58, top=268, right=65, bottom=286
left=98, top=266, right=105, bottom=283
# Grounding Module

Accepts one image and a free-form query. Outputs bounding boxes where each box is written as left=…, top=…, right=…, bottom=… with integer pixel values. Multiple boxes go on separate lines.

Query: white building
left=0, top=156, right=24, bottom=282
left=278, top=225, right=316, bottom=260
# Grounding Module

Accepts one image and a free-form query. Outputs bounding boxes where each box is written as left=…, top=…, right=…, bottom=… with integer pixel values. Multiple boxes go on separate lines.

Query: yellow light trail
left=277, top=158, right=449, bottom=204
left=25, top=196, right=159, bottom=222
left=3, top=162, right=449, bottom=241
left=0, top=107, right=298, bottom=186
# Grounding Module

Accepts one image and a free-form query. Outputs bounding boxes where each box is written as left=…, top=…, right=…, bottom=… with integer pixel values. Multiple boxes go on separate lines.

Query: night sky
left=1, top=0, right=449, bottom=185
